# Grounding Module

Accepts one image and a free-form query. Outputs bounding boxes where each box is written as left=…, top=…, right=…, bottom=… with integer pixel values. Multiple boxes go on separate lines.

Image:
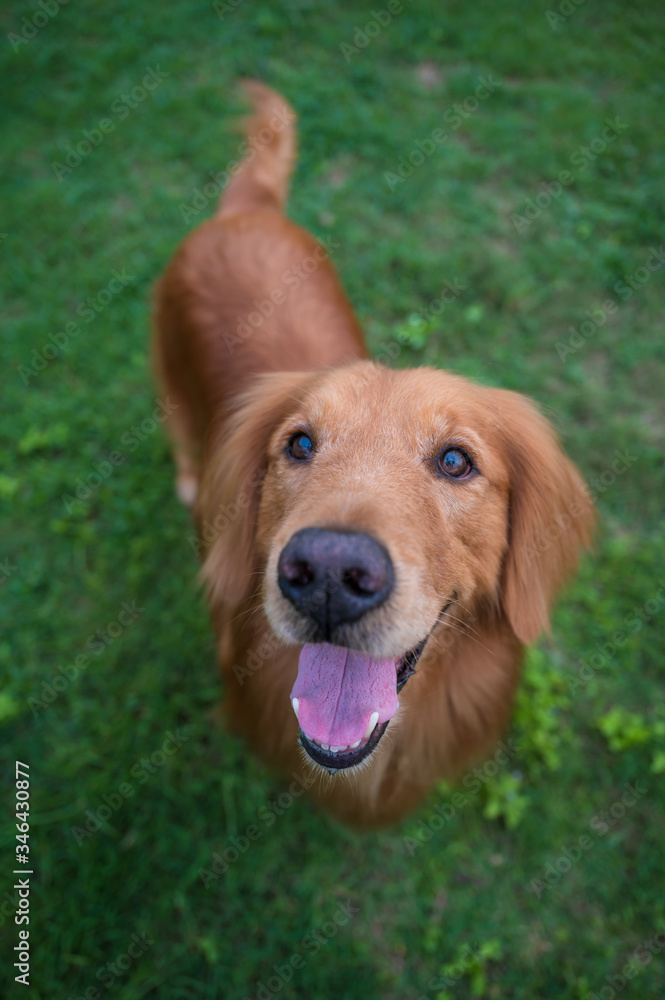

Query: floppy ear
left=487, top=389, right=595, bottom=644
left=197, top=371, right=315, bottom=607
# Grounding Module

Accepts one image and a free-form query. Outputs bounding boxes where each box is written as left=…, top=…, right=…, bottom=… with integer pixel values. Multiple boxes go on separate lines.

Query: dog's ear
left=197, top=371, right=315, bottom=607
left=487, top=389, right=594, bottom=644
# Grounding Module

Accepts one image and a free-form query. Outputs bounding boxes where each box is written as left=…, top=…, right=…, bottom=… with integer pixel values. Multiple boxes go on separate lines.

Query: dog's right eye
left=286, top=432, right=314, bottom=461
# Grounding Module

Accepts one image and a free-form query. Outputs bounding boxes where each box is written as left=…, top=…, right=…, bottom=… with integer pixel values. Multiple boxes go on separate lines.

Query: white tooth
left=350, top=739, right=361, bottom=749
left=320, top=743, right=329, bottom=751
left=364, top=711, right=379, bottom=740
left=330, top=745, right=342, bottom=753
left=291, top=697, right=299, bottom=721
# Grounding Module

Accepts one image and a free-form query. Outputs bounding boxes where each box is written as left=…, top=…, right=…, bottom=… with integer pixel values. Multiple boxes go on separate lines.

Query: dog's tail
left=216, top=81, right=297, bottom=219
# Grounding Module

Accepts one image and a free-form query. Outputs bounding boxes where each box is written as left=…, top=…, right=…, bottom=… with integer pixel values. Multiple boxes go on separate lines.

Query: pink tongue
left=291, top=643, right=399, bottom=747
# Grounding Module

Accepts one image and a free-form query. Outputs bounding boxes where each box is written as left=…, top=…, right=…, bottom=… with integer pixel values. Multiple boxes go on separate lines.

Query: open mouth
left=292, top=637, right=430, bottom=774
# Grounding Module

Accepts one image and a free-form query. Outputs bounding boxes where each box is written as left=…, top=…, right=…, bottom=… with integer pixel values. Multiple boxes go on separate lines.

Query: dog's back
left=153, top=82, right=366, bottom=504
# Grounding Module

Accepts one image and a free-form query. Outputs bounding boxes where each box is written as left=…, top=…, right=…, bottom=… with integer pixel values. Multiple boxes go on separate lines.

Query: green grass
left=2, top=1, right=665, bottom=997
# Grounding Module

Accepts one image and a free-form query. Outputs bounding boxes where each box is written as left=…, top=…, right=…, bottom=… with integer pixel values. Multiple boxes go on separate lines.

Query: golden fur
left=153, top=82, right=594, bottom=827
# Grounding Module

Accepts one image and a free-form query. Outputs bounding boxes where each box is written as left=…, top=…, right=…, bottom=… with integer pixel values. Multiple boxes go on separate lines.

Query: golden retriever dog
left=153, top=82, right=594, bottom=827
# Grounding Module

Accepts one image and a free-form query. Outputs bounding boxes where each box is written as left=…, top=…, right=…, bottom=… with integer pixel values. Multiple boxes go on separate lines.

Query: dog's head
left=200, top=362, right=593, bottom=773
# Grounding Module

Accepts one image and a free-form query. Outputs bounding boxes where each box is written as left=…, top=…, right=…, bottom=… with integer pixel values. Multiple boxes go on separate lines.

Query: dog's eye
left=437, top=447, right=472, bottom=479
left=286, top=432, right=314, bottom=461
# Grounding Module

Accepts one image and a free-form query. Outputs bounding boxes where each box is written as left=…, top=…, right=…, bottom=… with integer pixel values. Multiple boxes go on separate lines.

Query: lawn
left=1, top=1, right=664, bottom=997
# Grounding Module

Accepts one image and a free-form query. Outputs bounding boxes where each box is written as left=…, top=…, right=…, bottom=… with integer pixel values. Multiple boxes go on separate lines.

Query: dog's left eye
left=437, top=447, right=473, bottom=478
left=286, top=432, right=314, bottom=461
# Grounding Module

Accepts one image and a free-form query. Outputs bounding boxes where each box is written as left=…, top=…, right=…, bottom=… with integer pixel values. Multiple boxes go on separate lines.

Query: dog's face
left=260, top=364, right=510, bottom=654
left=201, top=362, right=592, bottom=774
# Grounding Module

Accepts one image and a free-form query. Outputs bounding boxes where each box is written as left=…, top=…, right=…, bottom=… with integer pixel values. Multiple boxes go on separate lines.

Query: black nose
left=277, top=528, right=393, bottom=636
